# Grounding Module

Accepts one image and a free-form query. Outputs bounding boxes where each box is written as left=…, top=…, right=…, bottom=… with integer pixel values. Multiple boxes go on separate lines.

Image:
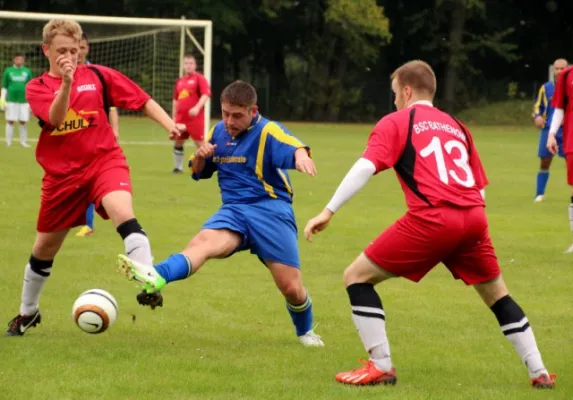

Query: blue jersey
left=189, top=114, right=310, bottom=204
left=533, top=81, right=557, bottom=129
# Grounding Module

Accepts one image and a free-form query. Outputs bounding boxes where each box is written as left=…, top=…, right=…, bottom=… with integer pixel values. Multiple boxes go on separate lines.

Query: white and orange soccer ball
left=72, top=289, right=118, bottom=334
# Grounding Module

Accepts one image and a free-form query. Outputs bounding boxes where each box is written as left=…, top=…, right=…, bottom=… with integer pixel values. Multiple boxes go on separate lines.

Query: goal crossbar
left=0, top=11, right=212, bottom=28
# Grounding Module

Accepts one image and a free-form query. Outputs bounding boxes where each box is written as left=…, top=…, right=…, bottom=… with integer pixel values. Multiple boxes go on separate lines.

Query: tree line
left=2, top=0, right=571, bottom=121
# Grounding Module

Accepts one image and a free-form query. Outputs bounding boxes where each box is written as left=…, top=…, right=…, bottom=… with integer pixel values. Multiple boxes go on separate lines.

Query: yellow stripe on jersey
left=256, top=124, right=277, bottom=199
left=277, top=168, right=293, bottom=196
left=206, top=125, right=216, bottom=143
left=264, top=122, right=311, bottom=157
left=532, top=85, right=546, bottom=118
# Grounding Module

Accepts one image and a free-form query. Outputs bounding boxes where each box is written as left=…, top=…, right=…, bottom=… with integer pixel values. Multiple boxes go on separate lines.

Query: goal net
left=0, top=11, right=212, bottom=136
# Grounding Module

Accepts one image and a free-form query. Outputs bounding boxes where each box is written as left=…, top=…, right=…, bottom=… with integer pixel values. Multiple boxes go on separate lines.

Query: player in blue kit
left=532, top=58, right=568, bottom=202
left=117, top=80, right=324, bottom=347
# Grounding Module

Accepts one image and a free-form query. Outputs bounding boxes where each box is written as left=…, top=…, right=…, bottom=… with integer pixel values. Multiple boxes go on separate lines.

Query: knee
left=343, top=265, right=361, bottom=288
left=32, top=240, right=60, bottom=260
left=278, top=279, right=305, bottom=303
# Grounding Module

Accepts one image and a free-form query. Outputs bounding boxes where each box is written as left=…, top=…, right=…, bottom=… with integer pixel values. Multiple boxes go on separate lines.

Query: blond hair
left=42, top=19, right=82, bottom=45
left=391, top=60, right=437, bottom=99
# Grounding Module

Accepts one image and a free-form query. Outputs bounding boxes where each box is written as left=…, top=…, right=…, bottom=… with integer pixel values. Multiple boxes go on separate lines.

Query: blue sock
left=86, top=203, right=95, bottom=229
left=536, top=169, right=550, bottom=196
left=286, top=294, right=313, bottom=336
left=154, top=254, right=192, bottom=283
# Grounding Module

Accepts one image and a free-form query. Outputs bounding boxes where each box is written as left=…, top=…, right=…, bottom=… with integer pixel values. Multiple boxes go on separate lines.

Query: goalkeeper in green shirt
left=1, top=53, right=33, bottom=147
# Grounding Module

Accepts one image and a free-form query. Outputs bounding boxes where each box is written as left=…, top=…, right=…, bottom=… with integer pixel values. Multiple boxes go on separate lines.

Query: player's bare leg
left=5, top=120, right=14, bottom=146
left=534, top=157, right=552, bottom=202
left=335, top=253, right=397, bottom=385
left=117, top=229, right=241, bottom=307
left=265, top=261, right=324, bottom=347
left=6, top=229, right=69, bottom=336
left=172, top=138, right=186, bottom=173
left=474, top=275, right=555, bottom=388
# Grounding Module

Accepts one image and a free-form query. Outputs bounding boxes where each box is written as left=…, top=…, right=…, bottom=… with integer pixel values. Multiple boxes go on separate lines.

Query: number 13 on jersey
left=420, top=136, right=475, bottom=188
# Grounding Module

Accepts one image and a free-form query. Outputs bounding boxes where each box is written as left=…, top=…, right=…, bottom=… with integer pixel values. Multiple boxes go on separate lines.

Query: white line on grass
left=25, top=138, right=175, bottom=146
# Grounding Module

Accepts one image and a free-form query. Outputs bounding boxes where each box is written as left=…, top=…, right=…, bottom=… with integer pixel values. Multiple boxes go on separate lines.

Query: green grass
left=0, top=119, right=571, bottom=399
left=456, top=100, right=534, bottom=126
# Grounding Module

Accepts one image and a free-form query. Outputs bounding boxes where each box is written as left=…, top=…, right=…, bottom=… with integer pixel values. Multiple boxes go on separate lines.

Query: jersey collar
left=409, top=100, right=433, bottom=108
left=248, top=113, right=262, bottom=130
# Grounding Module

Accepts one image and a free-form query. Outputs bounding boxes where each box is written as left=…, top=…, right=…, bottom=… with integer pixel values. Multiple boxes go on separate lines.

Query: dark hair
left=14, top=53, right=24, bottom=58
left=391, top=60, right=437, bottom=99
left=184, top=54, right=195, bottom=59
left=220, top=80, right=257, bottom=108
left=81, top=32, right=88, bottom=42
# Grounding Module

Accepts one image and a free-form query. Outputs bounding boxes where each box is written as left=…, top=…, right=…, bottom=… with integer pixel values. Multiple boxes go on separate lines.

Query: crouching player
left=117, top=80, right=324, bottom=347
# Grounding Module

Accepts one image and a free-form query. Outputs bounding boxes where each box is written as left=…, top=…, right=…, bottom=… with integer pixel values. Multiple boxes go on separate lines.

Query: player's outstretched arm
left=141, top=99, right=185, bottom=139
left=190, top=142, right=217, bottom=179
left=304, top=158, right=376, bottom=242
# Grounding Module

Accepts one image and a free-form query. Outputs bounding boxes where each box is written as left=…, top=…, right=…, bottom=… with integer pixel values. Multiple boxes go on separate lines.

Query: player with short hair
left=547, top=63, right=573, bottom=252
left=532, top=58, right=568, bottom=202
left=116, top=80, right=324, bottom=347
left=75, top=31, right=121, bottom=238
left=5, top=18, right=186, bottom=336
left=1, top=53, right=33, bottom=147
left=171, top=54, right=211, bottom=173
left=304, top=60, right=555, bottom=388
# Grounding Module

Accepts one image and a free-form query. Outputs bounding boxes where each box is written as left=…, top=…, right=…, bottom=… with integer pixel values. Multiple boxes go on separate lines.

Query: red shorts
left=175, top=117, right=204, bottom=142
left=364, top=206, right=500, bottom=285
left=566, top=154, right=573, bottom=185
left=37, top=151, right=132, bottom=232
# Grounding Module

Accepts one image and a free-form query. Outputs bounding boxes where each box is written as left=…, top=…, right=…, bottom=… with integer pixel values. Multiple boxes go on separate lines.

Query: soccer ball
left=72, top=289, right=118, bottom=334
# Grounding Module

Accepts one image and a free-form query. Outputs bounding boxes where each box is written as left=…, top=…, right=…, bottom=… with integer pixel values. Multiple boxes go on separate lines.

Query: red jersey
left=552, top=66, right=573, bottom=153
left=362, top=103, right=487, bottom=210
left=173, top=73, right=211, bottom=124
left=26, top=64, right=151, bottom=176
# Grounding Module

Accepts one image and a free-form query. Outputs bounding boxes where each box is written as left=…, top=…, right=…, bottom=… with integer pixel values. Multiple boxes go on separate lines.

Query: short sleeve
left=26, top=79, right=54, bottom=125
left=94, top=65, right=151, bottom=110
left=198, top=74, right=211, bottom=97
left=552, top=69, right=567, bottom=109
left=361, top=117, right=404, bottom=174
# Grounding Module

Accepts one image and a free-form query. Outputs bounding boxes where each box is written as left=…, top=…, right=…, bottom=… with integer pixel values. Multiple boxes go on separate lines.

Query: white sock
left=504, top=324, right=547, bottom=378
left=19, top=124, right=27, bottom=144
left=568, top=203, right=573, bottom=232
left=6, top=123, right=13, bottom=145
left=20, top=263, right=51, bottom=316
left=351, top=305, right=393, bottom=372
left=125, top=232, right=153, bottom=267
left=173, top=146, right=184, bottom=170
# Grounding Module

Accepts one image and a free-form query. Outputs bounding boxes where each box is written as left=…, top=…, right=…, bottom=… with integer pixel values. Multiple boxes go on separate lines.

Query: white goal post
left=0, top=10, right=213, bottom=137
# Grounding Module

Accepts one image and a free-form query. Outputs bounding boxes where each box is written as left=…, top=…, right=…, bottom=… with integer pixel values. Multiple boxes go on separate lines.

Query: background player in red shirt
left=547, top=65, right=573, bottom=253
left=171, top=54, right=211, bottom=173
left=5, top=18, right=185, bottom=337
left=304, top=60, right=555, bottom=388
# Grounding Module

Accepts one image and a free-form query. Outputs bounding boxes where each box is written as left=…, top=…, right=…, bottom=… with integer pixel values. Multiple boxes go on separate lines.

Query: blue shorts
left=202, top=199, right=300, bottom=268
left=538, top=127, right=564, bottom=158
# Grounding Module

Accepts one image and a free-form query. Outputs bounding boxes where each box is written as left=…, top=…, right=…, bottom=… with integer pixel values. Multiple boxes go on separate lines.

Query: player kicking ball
left=304, top=60, right=555, bottom=388
left=5, top=18, right=185, bottom=336
left=117, top=80, right=324, bottom=347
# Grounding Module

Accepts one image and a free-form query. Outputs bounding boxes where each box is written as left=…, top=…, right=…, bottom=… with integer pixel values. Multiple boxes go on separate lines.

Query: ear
left=251, top=105, right=259, bottom=116
left=41, top=44, right=49, bottom=57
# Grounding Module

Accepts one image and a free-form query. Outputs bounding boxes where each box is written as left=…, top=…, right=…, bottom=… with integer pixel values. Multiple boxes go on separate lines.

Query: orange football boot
left=335, top=359, right=397, bottom=386
left=531, top=373, right=556, bottom=389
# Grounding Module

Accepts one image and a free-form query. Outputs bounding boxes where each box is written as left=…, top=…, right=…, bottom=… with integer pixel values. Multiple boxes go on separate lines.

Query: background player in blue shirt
left=117, top=80, right=323, bottom=347
left=532, top=58, right=568, bottom=202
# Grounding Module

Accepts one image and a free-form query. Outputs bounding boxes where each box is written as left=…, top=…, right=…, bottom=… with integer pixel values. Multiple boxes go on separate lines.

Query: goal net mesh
left=0, top=17, right=206, bottom=116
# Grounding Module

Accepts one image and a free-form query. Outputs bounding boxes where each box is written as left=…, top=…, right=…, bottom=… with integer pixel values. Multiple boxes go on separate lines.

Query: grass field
left=0, top=118, right=571, bottom=400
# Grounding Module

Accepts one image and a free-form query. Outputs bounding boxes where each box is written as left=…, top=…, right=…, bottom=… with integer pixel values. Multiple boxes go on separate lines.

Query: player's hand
left=188, top=107, right=200, bottom=117
left=546, top=132, right=558, bottom=155
left=304, top=209, right=334, bottom=242
left=169, top=123, right=187, bottom=140
left=195, top=142, right=217, bottom=159
left=295, top=148, right=317, bottom=177
left=56, top=55, right=75, bottom=84
left=534, top=116, right=545, bottom=129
